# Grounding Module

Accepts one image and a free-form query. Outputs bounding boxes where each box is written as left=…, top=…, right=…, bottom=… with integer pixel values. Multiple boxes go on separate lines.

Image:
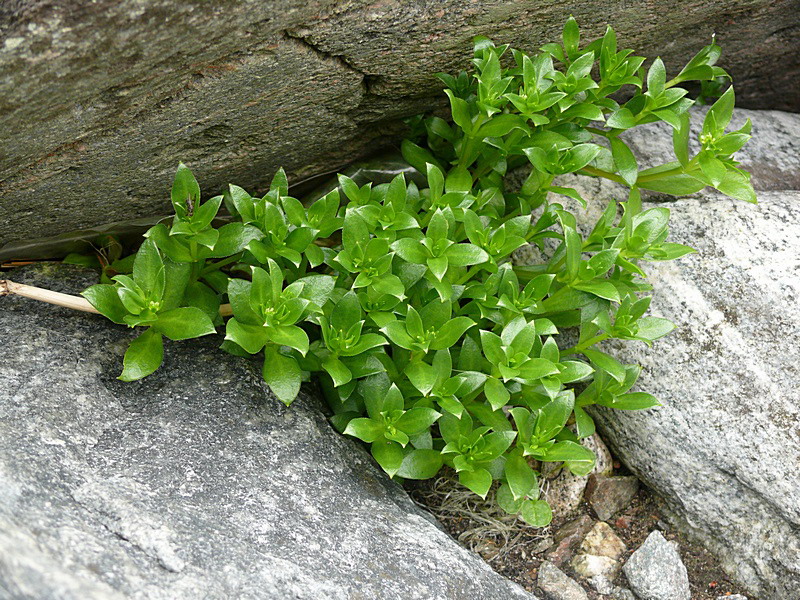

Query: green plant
left=81, top=18, right=754, bottom=526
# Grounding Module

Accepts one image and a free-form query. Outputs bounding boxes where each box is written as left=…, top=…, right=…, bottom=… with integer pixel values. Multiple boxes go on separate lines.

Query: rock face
left=0, top=264, right=535, bottom=600
left=591, top=191, right=800, bottom=599
left=1, top=1, right=798, bottom=244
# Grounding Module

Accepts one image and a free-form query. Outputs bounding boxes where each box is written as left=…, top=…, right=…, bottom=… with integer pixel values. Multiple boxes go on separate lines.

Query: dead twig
left=1, top=279, right=99, bottom=314
left=1, top=279, right=233, bottom=317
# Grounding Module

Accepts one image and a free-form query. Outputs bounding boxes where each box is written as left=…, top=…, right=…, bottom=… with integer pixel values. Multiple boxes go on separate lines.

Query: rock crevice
left=2, top=0, right=798, bottom=244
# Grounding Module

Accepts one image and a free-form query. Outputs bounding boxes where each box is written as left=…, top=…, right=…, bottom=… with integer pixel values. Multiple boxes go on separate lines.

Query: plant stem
left=579, top=166, right=627, bottom=186
left=636, top=167, right=684, bottom=183
left=455, top=265, right=481, bottom=285
left=458, top=116, right=486, bottom=168
left=560, top=333, right=610, bottom=358
left=200, top=253, right=242, bottom=275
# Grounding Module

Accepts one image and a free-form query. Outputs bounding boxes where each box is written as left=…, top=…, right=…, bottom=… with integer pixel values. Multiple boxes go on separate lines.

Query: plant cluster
left=82, top=18, right=754, bottom=526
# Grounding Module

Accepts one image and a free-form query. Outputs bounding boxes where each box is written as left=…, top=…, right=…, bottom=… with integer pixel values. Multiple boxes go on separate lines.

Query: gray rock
left=590, top=191, right=800, bottom=599
left=622, top=531, right=691, bottom=600
left=1, top=2, right=798, bottom=244
left=585, top=475, right=640, bottom=522
left=537, top=561, right=588, bottom=600
left=717, top=596, right=748, bottom=600
left=612, top=589, right=637, bottom=600
left=529, top=535, right=556, bottom=555
left=0, top=263, right=535, bottom=600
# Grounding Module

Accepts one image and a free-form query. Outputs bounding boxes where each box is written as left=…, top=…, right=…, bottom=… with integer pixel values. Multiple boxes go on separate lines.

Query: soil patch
left=406, top=465, right=747, bottom=599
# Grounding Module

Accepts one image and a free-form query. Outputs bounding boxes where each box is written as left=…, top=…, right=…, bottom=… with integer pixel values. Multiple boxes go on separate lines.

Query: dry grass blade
left=408, top=469, right=552, bottom=563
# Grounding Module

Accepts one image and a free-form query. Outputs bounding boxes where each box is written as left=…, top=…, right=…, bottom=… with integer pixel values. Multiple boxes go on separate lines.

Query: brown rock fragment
left=585, top=475, right=639, bottom=521
left=545, top=515, right=595, bottom=567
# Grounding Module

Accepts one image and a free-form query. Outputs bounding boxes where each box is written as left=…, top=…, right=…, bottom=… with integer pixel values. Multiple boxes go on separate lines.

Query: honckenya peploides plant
left=13, top=18, right=754, bottom=526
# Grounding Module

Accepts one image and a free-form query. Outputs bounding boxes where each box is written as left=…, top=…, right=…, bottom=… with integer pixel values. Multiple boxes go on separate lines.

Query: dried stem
left=1, top=279, right=99, bottom=314
left=1, top=279, right=232, bottom=317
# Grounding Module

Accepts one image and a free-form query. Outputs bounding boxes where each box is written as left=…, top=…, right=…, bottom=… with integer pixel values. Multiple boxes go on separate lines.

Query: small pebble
left=546, top=515, right=595, bottom=566
left=585, top=475, right=639, bottom=521
left=529, top=535, right=555, bottom=554
left=554, top=515, right=595, bottom=544
left=571, top=553, right=620, bottom=578
left=579, top=521, right=626, bottom=559
left=587, top=574, right=614, bottom=594
left=623, top=531, right=691, bottom=600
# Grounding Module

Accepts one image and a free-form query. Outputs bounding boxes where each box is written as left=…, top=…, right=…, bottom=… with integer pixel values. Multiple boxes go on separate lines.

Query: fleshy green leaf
left=497, top=482, right=526, bottom=513
left=397, top=449, right=443, bottom=479
left=505, top=454, right=537, bottom=500
left=445, top=244, right=489, bottom=267
left=263, top=346, right=302, bottom=405
left=322, top=356, right=353, bottom=387
left=574, top=405, right=596, bottom=438
left=639, top=174, right=706, bottom=195
left=268, top=325, right=310, bottom=356
left=458, top=468, right=493, bottom=498
left=520, top=499, right=552, bottom=527
left=484, top=377, right=510, bottom=410
left=703, top=86, right=734, bottom=135
left=345, top=418, right=384, bottom=443
left=225, top=318, right=269, bottom=354
left=610, top=137, right=638, bottom=187
left=82, top=284, right=128, bottom=324
left=382, top=321, right=415, bottom=350
left=431, top=317, right=475, bottom=350
left=396, top=407, right=441, bottom=435
left=154, top=307, right=216, bottom=341
left=541, top=440, right=596, bottom=476
left=406, top=361, right=438, bottom=395
left=171, top=163, right=200, bottom=219
left=582, top=348, right=626, bottom=383
left=132, top=239, right=165, bottom=302
left=572, top=280, right=621, bottom=302
left=119, top=328, right=164, bottom=381
left=371, top=440, right=405, bottom=477
left=607, top=392, right=661, bottom=410
left=445, top=90, right=474, bottom=134
left=635, top=317, right=676, bottom=342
